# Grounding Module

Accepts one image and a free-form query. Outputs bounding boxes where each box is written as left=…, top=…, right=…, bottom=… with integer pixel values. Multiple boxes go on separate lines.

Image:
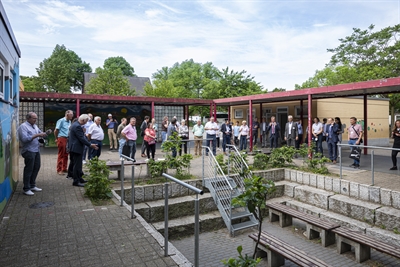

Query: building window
left=0, top=65, right=3, bottom=99
left=294, top=105, right=308, bottom=117
left=234, top=109, right=243, bottom=118
left=9, top=76, right=13, bottom=104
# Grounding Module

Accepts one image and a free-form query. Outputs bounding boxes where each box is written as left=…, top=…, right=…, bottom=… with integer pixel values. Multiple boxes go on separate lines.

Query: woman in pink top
left=144, top=123, right=157, bottom=160
left=239, top=120, right=249, bottom=151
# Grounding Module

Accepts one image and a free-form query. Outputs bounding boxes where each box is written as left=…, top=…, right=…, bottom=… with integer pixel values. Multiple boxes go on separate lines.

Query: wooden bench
left=332, top=227, right=400, bottom=263
left=267, top=202, right=340, bottom=247
left=106, top=160, right=148, bottom=180
left=249, top=231, right=333, bottom=267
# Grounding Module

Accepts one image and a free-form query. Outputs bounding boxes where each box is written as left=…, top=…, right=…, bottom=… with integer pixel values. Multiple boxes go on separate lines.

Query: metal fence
left=337, top=143, right=400, bottom=185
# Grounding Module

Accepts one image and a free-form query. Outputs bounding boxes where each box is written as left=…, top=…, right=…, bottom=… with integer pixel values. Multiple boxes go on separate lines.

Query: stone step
left=135, top=193, right=218, bottom=223
left=152, top=211, right=225, bottom=239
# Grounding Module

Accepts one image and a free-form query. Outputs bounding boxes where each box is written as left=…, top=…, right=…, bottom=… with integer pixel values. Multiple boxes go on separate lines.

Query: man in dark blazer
left=284, top=115, right=298, bottom=147
left=68, top=114, right=98, bottom=187
left=326, top=117, right=339, bottom=163
left=220, top=119, right=232, bottom=155
left=266, top=116, right=280, bottom=149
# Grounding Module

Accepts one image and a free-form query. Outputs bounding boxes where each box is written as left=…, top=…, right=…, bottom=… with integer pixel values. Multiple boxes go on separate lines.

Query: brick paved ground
left=0, top=148, right=180, bottom=267
left=172, top=219, right=400, bottom=267
left=1, top=142, right=399, bottom=267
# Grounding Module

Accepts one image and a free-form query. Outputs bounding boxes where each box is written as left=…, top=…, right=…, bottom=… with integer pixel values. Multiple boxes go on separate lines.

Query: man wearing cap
left=106, top=114, right=118, bottom=151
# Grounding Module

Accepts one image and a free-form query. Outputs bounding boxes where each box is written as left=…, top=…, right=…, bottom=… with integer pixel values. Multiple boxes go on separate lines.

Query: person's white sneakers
left=30, top=187, right=42, bottom=192
left=24, top=190, right=34, bottom=196
left=145, top=158, right=149, bottom=162
left=119, top=157, right=124, bottom=161
left=82, top=160, right=87, bottom=164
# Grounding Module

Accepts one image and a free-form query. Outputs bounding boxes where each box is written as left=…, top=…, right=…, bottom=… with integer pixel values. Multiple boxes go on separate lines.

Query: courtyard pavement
left=0, top=142, right=399, bottom=267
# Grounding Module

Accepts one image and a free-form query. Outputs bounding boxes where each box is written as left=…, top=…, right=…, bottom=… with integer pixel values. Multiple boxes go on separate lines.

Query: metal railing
left=337, top=143, right=400, bottom=185
left=120, top=154, right=137, bottom=219
left=201, top=146, right=235, bottom=231
left=226, top=144, right=251, bottom=190
left=162, top=173, right=203, bottom=267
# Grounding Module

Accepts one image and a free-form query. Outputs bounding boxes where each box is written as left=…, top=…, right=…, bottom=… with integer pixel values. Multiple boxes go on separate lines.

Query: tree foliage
left=295, top=24, right=400, bottom=124
left=103, top=56, right=136, bottom=77
left=36, top=44, right=91, bottom=92
left=85, top=67, right=133, bottom=96
left=20, top=75, right=42, bottom=92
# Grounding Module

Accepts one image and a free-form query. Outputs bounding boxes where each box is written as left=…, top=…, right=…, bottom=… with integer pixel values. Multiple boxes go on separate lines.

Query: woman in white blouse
left=312, top=117, right=323, bottom=155
left=239, top=120, right=249, bottom=151
left=178, top=119, right=189, bottom=155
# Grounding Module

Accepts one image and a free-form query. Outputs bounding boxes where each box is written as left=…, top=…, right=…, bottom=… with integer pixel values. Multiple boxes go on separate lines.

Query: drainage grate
left=29, top=202, right=55, bottom=209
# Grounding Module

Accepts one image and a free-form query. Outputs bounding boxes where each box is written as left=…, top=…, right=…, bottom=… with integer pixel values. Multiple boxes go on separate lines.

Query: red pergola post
left=249, top=100, right=253, bottom=152
left=76, top=99, right=80, bottom=118
left=364, top=95, right=368, bottom=155
left=151, top=101, right=155, bottom=118
left=213, top=103, right=217, bottom=121
left=260, top=103, right=263, bottom=144
left=210, top=103, right=213, bottom=120
left=308, top=94, right=312, bottom=157
left=228, top=106, right=231, bottom=122
left=185, top=105, right=189, bottom=123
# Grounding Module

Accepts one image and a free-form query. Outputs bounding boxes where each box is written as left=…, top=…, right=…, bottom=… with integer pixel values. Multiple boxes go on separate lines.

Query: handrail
left=162, top=173, right=202, bottom=267
left=337, top=143, right=400, bottom=185
left=202, top=146, right=233, bottom=191
left=227, top=144, right=250, bottom=170
left=162, top=173, right=203, bottom=195
left=337, top=143, right=400, bottom=151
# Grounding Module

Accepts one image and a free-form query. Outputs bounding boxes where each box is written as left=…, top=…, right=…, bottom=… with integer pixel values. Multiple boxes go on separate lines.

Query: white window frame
left=8, top=74, right=13, bottom=104
left=0, top=61, right=4, bottom=99
left=234, top=109, right=243, bottom=118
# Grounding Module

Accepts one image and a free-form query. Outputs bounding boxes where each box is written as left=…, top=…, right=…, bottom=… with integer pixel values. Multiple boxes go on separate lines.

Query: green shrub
left=84, top=157, right=114, bottom=201
left=268, top=146, right=296, bottom=168
left=222, top=245, right=261, bottom=267
left=253, top=153, right=269, bottom=170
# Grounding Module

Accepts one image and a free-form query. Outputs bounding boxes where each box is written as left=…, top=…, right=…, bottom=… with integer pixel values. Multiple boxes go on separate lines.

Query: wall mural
left=0, top=102, right=18, bottom=214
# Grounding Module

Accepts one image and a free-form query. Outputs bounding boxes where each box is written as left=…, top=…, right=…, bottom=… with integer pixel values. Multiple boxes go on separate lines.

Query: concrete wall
left=0, top=2, right=20, bottom=214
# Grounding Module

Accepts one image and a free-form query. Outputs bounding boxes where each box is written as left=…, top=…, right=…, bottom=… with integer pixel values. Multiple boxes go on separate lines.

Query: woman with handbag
left=144, top=122, right=157, bottom=160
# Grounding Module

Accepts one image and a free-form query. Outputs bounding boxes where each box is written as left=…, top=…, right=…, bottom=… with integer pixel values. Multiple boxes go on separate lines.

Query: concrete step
left=153, top=211, right=225, bottom=239
left=135, top=193, right=217, bottom=223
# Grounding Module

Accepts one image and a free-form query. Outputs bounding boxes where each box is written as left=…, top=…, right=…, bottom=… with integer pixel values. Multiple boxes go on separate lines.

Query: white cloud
left=2, top=0, right=400, bottom=91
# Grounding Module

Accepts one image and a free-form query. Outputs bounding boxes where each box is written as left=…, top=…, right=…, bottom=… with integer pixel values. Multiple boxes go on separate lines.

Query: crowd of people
left=18, top=109, right=400, bottom=196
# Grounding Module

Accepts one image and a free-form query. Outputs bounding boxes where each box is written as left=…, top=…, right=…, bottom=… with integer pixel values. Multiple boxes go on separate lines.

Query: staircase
left=202, top=146, right=258, bottom=236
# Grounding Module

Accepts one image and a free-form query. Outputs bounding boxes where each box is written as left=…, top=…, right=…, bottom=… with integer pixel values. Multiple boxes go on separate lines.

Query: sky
left=2, top=0, right=400, bottom=91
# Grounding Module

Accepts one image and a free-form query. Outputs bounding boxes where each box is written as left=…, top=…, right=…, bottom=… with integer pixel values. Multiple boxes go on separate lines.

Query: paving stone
left=369, top=186, right=381, bottom=204
left=324, top=176, right=333, bottom=191
left=359, top=184, right=370, bottom=201
left=317, top=175, right=325, bottom=189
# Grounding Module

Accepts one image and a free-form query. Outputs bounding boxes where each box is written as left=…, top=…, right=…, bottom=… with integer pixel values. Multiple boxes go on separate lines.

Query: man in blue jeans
left=347, top=117, right=363, bottom=168
left=18, top=112, right=48, bottom=196
left=204, top=117, right=218, bottom=156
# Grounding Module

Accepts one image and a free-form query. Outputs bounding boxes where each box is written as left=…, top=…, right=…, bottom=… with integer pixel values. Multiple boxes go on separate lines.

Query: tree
left=85, top=67, right=133, bottom=96
left=295, top=24, right=400, bottom=125
left=36, top=44, right=91, bottom=92
left=233, top=176, right=275, bottom=259
left=20, top=75, right=42, bottom=92
left=271, top=87, right=286, bottom=92
left=103, top=56, right=136, bottom=77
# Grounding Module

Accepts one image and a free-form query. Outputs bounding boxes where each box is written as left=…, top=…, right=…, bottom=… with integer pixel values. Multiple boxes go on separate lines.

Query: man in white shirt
left=284, top=115, right=298, bottom=147
left=88, top=116, right=104, bottom=159
left=82, top=113, right=93, bottom=163
left=204, top=117, right=218, bottom=156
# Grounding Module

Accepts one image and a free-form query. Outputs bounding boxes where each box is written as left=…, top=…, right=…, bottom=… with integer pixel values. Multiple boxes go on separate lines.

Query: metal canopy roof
left=213, top=77, right=400, bottom=106
left=19, top=92, right=213, bottom=106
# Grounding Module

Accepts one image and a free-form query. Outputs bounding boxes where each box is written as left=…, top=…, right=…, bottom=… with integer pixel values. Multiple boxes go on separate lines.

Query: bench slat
left=332, top=228, right=400, bottom=258
left=249, top=232, right=332, bottom=267
left=267, top=203, right=340, bottom=230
